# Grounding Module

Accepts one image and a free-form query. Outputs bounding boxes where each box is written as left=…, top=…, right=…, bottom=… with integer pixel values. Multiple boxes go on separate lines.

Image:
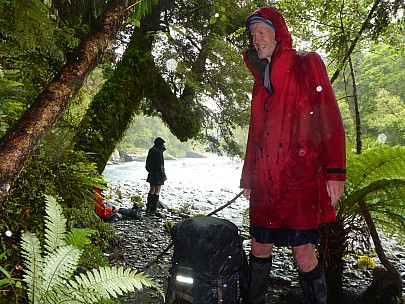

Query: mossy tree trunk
left=73, top=17, right=203, bottom=174
left=0, top=0, right=135, bottom=202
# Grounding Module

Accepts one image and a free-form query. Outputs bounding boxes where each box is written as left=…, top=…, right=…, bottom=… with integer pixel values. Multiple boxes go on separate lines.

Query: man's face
left=251, top=22, right=276, bottom=61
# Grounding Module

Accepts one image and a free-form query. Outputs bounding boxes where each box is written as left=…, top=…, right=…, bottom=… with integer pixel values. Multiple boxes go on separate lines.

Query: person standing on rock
left=145, top=137, right=167, bottom=216
left=239, top=6, right=346, bottom=304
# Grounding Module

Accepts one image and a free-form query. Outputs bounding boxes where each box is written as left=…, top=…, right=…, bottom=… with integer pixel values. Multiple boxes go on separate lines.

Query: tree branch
left=330, top=0, right=381, bottom=84
left=0, top=0, right=135, bottom=202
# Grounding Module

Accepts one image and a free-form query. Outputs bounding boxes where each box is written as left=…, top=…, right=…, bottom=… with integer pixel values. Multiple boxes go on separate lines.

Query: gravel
left=104, top=180, right=405, bottom=304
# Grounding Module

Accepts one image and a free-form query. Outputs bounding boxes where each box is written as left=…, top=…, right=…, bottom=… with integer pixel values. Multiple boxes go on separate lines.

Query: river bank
left=102, top=158, right=405, bottom=303
left=102, top=179, right=405, bottom=304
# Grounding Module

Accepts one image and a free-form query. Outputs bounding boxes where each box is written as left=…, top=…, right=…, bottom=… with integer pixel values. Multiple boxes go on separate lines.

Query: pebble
left=104, top=180, right=405, bottom=303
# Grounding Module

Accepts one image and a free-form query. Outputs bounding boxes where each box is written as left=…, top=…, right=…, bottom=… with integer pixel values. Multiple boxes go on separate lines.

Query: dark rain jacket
left=146, top=144, right=166, bottom=185
left=240, top=7, right=346, bottom=230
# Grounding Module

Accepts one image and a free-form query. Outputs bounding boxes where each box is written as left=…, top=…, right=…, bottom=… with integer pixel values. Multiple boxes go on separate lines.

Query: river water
left=103, top=155, right=243, bottom=192
left=102, top=155, right=249, bottom=226
left=103, top=155, right=405, bottom=297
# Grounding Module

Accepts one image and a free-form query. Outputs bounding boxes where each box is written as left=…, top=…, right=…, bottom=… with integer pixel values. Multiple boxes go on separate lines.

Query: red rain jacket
left=240, top=7, right=346, bottom=230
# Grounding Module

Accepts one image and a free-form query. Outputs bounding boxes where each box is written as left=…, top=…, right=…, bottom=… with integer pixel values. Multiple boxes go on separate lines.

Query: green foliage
left=2, top=0, right=62, bottom=56
left=279, top=0, right=404, bottom=56
left=129, top=0, right=160, bottom=26
left=50, top=0, right=109, bottom=38
left=0, top=0, right=81, bottom=142
left=0, top=251, right=21, bottom=294
left=339, top=146, right=405, bottom=243
left=0, top=68, right=25, bottom=137
left=0, top=149, right=117, bottom=301
left=117, top=115, right=202, bottom=157
left=354, top=43, right=405, bottom=147
left=20, top=195, right=162, bottom=304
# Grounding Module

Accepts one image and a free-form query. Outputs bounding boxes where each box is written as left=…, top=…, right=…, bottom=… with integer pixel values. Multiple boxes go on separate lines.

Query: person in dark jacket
left=240, top=7, right=346, bottom=304
left=145, top=137, right=167, bottom=215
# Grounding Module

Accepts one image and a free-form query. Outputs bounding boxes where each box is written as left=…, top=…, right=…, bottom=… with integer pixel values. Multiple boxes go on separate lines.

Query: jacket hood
left=246, top=6, right=292, bottom=52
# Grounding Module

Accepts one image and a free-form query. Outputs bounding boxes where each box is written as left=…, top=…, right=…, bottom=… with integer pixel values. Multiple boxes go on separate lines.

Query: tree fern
left=21, top=195, right=162, bottom=304
left=339, top=146, right=405, bottom=242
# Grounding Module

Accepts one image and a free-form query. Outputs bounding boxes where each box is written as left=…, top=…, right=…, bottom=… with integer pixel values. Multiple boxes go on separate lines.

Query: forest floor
left=105, top=209, right=404, bottom=304
left=102, top=179, right=404, bottom=304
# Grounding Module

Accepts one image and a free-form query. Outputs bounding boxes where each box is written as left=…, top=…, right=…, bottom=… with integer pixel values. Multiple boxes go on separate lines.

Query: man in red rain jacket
left=240, top=6, right=346, bottom=304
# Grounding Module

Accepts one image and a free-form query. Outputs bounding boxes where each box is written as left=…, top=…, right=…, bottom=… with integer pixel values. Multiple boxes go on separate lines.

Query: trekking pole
left=143, top=190, right=245, bottom=270
left=206, top=190, right=244, bottom=216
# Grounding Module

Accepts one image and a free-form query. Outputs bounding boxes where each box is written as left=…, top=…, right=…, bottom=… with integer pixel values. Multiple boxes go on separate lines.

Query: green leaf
left=65, top=228, right=96, bottom=249
left=44, top=195, right=67, bottom=253
left=21, top=231, right=44, bottom=303
left=133, top=19, right=141, bottom=27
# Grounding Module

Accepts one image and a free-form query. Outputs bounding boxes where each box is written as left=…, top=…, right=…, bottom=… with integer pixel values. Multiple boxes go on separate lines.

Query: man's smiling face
left=251, top=22, right=277, bottom=62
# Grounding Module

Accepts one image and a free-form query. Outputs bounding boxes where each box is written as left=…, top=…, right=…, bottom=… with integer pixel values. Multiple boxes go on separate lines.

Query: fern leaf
left=70, top=266, right=163, bottom=299
left=20, top=196, right=161, bottom=303
left=44, top=195, right=67, bottom=253
left=340, top=146, right=405, bottom=243
left=65, top=228, right=96, bottom=249
left=39, top=288, right=87, bottom=304
left=42, top=245, right=82, bottom=295
left=20, top=231, right=44, bottom=304
left=346, top=146, right=405, bottom=193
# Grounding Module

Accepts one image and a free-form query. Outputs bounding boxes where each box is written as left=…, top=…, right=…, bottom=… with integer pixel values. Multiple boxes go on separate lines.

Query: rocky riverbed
left=103, top=180, right=405, bottom=304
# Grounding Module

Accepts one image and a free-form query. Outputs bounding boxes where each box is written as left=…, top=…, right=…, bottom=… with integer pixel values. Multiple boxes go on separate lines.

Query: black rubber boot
left=298, top=263, right=327, bottom=304
left=150, top=194, right=159, bottom=214
left=244, top=254, right=272, bottom=304
left=145, top=193, right=153, bottom=215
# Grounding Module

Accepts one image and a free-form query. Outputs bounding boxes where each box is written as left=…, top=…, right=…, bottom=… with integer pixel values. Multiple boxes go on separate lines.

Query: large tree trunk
left=0, top=0, right=135, bottom=202
left=73, top=5, right=202, bottom=174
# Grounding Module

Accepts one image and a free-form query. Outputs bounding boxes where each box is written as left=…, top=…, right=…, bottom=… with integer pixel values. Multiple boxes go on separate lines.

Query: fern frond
left=42, top=245, right=82, bottom=295
left=346, top=146, right=405, bottom=194
left=70, top=266, right=164, bottom=299
left=20, top=231, right=44, bottom=304
left=65, top=228, right=96, bottom=250
left=344, top=179, right=405, bottom=211
left=38, top=288, right=88, bottom=304
left=20, top=195, right=161, bottom=303
left=44, top=195, right=67, bottom=253
left=339, top=146, right=405, bottom=246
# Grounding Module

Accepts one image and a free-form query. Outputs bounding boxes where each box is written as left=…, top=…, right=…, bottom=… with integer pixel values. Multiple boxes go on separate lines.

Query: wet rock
left=104, top=180, right=405, bottom=303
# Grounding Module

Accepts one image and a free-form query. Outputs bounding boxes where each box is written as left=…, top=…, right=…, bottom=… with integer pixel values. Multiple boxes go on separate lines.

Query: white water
left=103, top=155, right=244, bottom=193
left=102, top=155, right=248, bottom=226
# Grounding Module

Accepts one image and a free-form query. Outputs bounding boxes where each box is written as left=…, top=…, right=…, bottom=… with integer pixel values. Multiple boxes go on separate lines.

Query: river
left=103, top=155, right=243, bottom=192
left=102, top=155, right=249, bottom=226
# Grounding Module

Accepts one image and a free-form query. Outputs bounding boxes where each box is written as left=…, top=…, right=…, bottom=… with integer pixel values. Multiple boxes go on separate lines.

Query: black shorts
left=250, top=226, right=321, bottom=247
left=147, top=172, right=166, bottom=186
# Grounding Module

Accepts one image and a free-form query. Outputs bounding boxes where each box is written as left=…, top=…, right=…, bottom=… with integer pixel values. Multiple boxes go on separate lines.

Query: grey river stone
left=102, top=157, right=405, bottom=303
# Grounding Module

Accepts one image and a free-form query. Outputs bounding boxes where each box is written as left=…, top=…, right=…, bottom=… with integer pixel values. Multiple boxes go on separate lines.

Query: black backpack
left=165, top=216, right=247, bottom=304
